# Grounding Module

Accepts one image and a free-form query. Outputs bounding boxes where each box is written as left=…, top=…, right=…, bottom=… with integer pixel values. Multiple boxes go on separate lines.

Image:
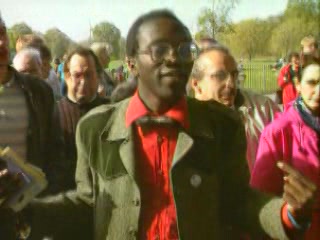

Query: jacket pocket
left=90, top=141, right=128, bottom=180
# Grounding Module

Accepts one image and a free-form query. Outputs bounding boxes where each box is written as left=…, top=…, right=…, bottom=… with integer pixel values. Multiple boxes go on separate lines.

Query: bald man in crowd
left=190, top=44, right=280, bottom=171
left=13, top=47, right=42, bottom=78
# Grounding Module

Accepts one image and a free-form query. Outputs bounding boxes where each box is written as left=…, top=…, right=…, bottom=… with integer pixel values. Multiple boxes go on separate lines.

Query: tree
left=196, top=0, right=239, bottom=40
left=92, top=22, right=121, bottom=58
left=220, top=19, right=267, bottom=60
left=270, top=0, right=320, bottom=57
left=44, top=28, right=73, bottom=58
left=270, top=17, right=319, bottom=57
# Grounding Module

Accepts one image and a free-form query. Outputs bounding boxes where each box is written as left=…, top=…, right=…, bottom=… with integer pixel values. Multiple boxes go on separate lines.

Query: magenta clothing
left=250, top=103, right=320, bottom=239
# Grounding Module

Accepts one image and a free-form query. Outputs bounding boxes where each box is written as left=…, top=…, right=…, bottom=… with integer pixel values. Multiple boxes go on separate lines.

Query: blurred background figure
left=15, top=34, right=43, bottom=53
left=57, top=54, right=68, bottom=96
left=277, top=51, right=301, bottom=109
left=13, top=47, right=42, bottom=78
left=110, top=56, right=138, bottom=103
left=197, top=37, right=218, bottom=51
left=15, top=33, right=62, bottom=99
left=90, top=42, right=115, bottom=97
left=300, top=35, right=320, bottom=67
left=52, top=58, right=61, bottom=74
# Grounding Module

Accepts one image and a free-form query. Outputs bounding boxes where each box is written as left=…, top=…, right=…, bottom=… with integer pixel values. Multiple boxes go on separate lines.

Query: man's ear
left=191, top=79, right=202, bottom=94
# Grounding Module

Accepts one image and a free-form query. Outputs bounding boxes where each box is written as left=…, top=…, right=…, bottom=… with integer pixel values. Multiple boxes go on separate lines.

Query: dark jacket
left=56, top=96, right=110, bottom=190
left=28, top=97, right=289, bottom=240
left=0, top=67, right=66, bottom=240
left=11, top=67, right=65, bottom=194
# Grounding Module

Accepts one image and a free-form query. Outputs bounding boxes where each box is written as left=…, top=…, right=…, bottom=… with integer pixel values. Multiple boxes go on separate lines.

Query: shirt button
left=132, top=198, right=140, bottom=206
left=190, top=174, right=202, bottom=188
left=157, top=135, right=163, bottom=144
left=128, top=227, right=137, bottom=237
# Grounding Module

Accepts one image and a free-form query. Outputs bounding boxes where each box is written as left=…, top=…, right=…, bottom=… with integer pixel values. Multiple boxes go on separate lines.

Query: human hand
left=0, top=159, right=23, bottom=205
left=277, top=161, right=317, bottom=222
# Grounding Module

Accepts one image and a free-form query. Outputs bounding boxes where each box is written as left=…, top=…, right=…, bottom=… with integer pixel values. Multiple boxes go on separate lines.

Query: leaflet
left=0, top=146, right=47, bottom=212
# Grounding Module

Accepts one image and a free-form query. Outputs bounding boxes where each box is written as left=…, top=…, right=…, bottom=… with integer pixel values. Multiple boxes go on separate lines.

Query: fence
left=239, top=63, right=280, bottom=94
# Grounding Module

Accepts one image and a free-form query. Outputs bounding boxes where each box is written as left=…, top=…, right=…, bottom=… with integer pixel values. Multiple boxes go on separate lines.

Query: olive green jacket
left=29, top=98, right=288, bottom=240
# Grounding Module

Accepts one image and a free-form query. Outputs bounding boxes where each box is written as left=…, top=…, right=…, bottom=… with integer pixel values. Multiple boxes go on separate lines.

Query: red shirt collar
left=126, top=91, right=189, bottom=129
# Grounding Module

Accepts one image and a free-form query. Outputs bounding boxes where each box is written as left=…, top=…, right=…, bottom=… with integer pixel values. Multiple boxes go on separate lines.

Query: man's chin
left=76, top=95, right=89, bottom=104
left=220, top=98, right=234, bottom=107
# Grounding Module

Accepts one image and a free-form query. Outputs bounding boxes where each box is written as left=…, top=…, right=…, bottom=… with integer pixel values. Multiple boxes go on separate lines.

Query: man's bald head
left=13, top=48, right=43, bottom=78
left=190, top=45, right=238, bottom=107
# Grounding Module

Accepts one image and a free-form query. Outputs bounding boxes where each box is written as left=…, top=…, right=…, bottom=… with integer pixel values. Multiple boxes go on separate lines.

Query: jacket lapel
left=172, top=98, right=216, bottom=167
left=172, top=131, right=194, bottom=167
left=100, top=99, right=138, bottom=183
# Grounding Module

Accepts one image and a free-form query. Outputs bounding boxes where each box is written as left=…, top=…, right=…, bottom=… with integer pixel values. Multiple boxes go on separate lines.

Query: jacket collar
left=101, top=97, right=215, bottom=141
left=100, top=97, right=215, bottom=174
left=100, top=98, right=131, bottom=142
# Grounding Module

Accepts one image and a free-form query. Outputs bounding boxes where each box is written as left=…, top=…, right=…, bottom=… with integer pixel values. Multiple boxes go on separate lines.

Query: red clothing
left=126, top=92, right=189, bottom=240
left=278, top=64, right=299, bottom=108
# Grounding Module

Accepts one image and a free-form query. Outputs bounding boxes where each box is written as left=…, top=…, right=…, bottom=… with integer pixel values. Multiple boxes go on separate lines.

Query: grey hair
left=90, top=42, right=112, bottom=56
left=13, top=47, right=42, bottom=68
left=190, top=44, right=231, bottom=80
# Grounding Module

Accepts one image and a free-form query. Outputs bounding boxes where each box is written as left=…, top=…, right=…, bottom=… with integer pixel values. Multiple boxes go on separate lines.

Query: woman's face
left=297, top=64, right=320, bottom=113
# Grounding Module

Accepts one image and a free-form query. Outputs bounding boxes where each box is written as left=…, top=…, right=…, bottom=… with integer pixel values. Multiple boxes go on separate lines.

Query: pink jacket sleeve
left=250, top=129, right=284, bottom=196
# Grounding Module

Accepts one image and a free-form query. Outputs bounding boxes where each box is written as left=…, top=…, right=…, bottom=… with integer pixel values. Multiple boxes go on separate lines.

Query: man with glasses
left=55, top=47, right=109, bottom=191
left=190, top=45, right=280, bottom=171
left=3, top=9, right=293, bottom=240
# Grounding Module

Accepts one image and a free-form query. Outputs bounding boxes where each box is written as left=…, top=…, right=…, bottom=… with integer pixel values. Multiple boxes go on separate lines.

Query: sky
left=0, top=0, right=288, bottom=42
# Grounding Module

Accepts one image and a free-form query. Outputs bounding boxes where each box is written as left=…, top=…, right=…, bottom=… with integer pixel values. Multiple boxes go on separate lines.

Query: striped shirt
left=0, top=76, right=28, bottom=159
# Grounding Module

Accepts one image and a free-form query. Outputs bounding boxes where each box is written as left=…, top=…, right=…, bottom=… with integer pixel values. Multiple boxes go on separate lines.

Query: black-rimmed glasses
left=137, top=42, right=199, bottom=63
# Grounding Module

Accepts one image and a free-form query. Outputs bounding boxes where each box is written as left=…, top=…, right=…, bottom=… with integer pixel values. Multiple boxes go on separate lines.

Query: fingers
left=283, top=176, right=312, bottom=210
left=277, top=161, right=317, bottom=218
left=277, top=161, right=317, bottom=191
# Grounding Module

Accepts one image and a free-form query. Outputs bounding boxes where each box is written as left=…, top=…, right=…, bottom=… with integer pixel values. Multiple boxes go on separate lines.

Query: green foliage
left=196, top=0, right=239, bottom=38
left=220, top=19, right=267, bottom=60
left=215, top=0, right=319, bottom=59
left=92, top=22, right=121, bottom=58
left=43, top=28, right=74, bottom=58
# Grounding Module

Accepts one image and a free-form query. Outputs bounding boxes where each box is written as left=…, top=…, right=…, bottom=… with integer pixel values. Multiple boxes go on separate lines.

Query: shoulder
left=240, top=89, right=279, bottom=109
left=187, top=97, right=242, bottom=127
left=16, top=71, right=53, bottom=94
left=261, top=107, right=296, bottom=137
left=78, top=98, right=128, bottom=134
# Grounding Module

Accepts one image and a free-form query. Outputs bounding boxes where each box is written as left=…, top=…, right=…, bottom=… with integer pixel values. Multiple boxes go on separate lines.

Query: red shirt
left=126, top=92, right=189, bottom=240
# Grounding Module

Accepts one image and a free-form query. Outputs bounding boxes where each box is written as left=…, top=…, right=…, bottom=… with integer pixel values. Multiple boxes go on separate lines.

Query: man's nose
left=164, top=49, right=178, bottom=63
left=225, top=75, right=236, bottom=88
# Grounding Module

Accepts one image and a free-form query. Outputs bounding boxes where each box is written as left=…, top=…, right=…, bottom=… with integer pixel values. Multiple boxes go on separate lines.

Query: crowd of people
left=0, top=8, right=320, bottom=240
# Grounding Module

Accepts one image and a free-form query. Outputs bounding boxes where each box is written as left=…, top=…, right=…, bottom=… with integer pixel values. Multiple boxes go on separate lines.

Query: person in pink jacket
left=251, top=63, right=320, bottom=239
